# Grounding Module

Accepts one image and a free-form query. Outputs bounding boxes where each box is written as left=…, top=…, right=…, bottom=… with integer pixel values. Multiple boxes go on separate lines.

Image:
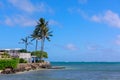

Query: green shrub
left=0, top=58, right=19, bottom=70
left=31, top=51, right=48, bottom=58
left=18, top=49, right=27, bottom=53
left=19, top=58, right=27, bottom=63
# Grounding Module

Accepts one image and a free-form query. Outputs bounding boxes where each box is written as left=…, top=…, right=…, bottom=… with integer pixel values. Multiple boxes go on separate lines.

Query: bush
left=0, top=58, right=19, bottom=70
left=18, top=49, right=27, bottom=53
left=19, top=58, right=27, bottom=63
left=31, top=51, right=48, bottom=58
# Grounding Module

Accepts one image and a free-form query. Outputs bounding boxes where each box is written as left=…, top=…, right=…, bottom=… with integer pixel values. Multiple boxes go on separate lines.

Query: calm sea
left=1, top=62, right=120, bottom=80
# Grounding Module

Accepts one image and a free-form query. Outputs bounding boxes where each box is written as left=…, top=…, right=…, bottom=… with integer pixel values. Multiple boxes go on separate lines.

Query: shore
left=0, top=62, right=51, bottom=74
left=0, top=62, right=66, bottom=74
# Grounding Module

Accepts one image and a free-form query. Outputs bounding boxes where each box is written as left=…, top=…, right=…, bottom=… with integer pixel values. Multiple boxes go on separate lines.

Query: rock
left=1, top=61, right=51, bottom=74
left=1, top=67, right=15, bottom=74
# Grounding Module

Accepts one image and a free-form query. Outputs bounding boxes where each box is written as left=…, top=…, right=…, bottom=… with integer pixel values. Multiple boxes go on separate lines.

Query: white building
left=0, top=48, right=21, bottom=57
left=0, top=48, right=31, bottom=62
left=19, top=53, right=31, bottom=62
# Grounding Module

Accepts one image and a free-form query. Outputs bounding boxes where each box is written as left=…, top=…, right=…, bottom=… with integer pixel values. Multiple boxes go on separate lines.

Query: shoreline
left=0, top=62, right=51, bottom=74
left=0, top=62, right=65, bottom=74
left=16, top=68, right=48, bottom=74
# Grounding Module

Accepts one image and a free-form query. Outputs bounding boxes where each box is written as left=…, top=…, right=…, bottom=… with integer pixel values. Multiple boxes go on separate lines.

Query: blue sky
left=1, top=0, right=120, bottom=62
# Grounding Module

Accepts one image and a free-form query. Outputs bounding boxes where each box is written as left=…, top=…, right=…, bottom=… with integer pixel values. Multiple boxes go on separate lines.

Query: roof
left=0, top=48, right=21, bottom=51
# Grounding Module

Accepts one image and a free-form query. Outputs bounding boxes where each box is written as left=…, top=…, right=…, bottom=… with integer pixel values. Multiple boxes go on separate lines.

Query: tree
left=31, top=29, right=39, bottom=51
left=32, top=18, right=53, bottom=61
left=31, top=51, right=48, bottom=62
left=18, top=49, right=27, bottom=53
left=19, top=36, right=31, bottom=51
left=31, top=51, right=48, bottom=59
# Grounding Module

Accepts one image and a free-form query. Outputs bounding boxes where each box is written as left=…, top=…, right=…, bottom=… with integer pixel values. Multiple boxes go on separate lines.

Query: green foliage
left=1, top=52, right=11, bottom=58
left=31, top=18, right=53, bottom=50
left=0, top=58, right=19, bottom=70
left=19, top=36, right=32, bottom=51
left=31, top=51, right=48, bottom=59
left=19, top=58, right=27, bottom=63
left=18, top=49, right=27, bottom=53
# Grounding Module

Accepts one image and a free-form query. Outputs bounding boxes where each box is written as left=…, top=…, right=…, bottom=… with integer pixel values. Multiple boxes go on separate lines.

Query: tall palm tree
left=32, top=18, right=53, bottom=60
left=19, top=36, right=31, bottom=51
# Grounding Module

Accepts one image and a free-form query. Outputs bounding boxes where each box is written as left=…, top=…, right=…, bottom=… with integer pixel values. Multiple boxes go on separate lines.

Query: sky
left=1, top=0, right=120, bottom=62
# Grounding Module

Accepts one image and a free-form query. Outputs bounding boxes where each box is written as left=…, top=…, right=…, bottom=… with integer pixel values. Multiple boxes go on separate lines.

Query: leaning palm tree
left=19, top=36, right=31, bottom=51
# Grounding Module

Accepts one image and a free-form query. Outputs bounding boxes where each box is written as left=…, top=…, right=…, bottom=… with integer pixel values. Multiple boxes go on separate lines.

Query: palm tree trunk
left=25, top=43, right=27, bottom=51
left=40, top=37, right=45, bottom=61
left=35, top=40, right=38, bottom=51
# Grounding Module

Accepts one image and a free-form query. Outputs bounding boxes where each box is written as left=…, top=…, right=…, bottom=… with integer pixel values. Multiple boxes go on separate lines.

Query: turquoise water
left=1, top=62, right=120, bottom=80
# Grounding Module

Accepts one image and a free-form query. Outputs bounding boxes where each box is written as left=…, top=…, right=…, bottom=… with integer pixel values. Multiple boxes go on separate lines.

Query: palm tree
left=31, top=30, right=39, bottom=51
left=19, top=36, right=31, bottom=51
left=32, top=18, right=53, bottom=61
left=41, top=26, right=53, bottom=52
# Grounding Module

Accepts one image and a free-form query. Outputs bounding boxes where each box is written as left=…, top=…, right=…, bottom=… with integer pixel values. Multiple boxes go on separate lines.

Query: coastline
left=0, top=62, right=51, bottom=74
left=16, top=68, right=48, bottom=74
left=0, top=62, right=65, bottom=74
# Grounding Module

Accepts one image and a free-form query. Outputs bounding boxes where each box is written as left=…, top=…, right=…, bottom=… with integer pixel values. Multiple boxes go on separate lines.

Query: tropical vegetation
left=0, top=58, right=19, bottom=70
left=31, top=18, right=53, bottom=61
left=31, top=51, right=48, bottom=59
left=19, top=58, right=27, bottom=63
left=0, top=18, right=53, bottom=71
left=19, top=36, right=32, bottom=51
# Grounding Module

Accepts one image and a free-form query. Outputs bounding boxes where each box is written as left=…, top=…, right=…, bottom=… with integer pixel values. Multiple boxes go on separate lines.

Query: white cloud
left=5, top=17, right=14, bottom=26
left=49, top=20, right=62, bottom=27
left=37, top=2, right=54, bottom=14
left=91, top=10, right=120, bottom=28
left=8, top=0, right=35, bottom=13
left=65, top=44, right=78, bottom=51
left=91, top=15, right=101, bottom=22
left=4, top=15, right=36, bottom=27
left=68, top=9, right=120, bottom=28
left=8, top=0, right=54, bottom=14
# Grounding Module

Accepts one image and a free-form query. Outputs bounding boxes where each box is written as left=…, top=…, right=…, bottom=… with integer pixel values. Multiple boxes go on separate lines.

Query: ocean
left=1, top=62, right=120, bottom=80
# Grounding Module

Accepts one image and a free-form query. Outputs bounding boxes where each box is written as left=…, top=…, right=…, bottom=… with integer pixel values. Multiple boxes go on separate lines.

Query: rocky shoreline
left=0, top=62, right=51, bottom=74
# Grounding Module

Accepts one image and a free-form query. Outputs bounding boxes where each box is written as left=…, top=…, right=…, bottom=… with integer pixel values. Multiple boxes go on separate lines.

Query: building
left=19, top=53, right=31, bottom=62
left=0, top=48, right=31, bottom=62
left=0, top=52, right=4, bottom=58
left=0, top=48, right=20, bottom=57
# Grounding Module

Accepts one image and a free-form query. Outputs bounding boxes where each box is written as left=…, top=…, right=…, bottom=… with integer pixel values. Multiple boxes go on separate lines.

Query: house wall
left=19, top=53, right=31, bottom=62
